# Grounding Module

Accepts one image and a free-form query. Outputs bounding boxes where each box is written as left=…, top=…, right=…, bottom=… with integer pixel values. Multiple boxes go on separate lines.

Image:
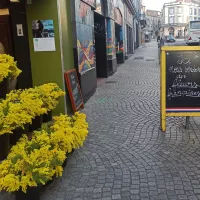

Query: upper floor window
left=194, top=8, right=197, bottom=15
left=177, top=7, right=182, bottom=14
left=190, top=8, right=193, bottom=15
left=169, top=8, right=174, bottom=15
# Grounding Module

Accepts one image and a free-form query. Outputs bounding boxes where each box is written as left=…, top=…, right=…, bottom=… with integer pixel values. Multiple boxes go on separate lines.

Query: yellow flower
left=0, top=54, right=21, bottom=82
left=0, top=112, right=88, bottom=193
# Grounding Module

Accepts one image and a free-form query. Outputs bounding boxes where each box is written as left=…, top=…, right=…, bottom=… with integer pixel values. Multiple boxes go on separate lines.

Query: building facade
left=161, top=0, right=200, bottom=38
left=140, top=0, right=146, bottom=44
left=124, top=0, right=135, bottom=58
left=0, top=0, right=76, bottom=114
left=0, top=0, right=144, bottom=114
left=133, top=0, right=142, bottom=48
left=145, top=10, right=161, bottom=39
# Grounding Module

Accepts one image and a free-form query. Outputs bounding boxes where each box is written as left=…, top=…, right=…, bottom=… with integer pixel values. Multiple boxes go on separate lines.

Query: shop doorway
left=126, top=24, right=133, bottom=55
left=114, top=7, right=123, bottom=64
left=94, top=12, right=107, bottom=78
left=0, top=15, right=13, bottom=55
left=115, top=23, right=123, bottom=63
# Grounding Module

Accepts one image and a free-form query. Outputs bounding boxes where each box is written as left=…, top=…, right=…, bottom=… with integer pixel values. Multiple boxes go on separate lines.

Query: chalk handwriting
left=171, top=79, right=200, bottom=89
left=177, top=54, right=191, bottom=65
left=175, top=74, right=187, bottom=79
left=169, top=66, right=182, bottom=73
left=185, top=66, right=200, bottom=73
left=167, top=88, right=200, bottom=100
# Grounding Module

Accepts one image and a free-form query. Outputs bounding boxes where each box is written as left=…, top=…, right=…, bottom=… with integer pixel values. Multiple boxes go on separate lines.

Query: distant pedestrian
left=157, top=35, right=160, bottom=42
left=160, top=37, right=164, bottom=46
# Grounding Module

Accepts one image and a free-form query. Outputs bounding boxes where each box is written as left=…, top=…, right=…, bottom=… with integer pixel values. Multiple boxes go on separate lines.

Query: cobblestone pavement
left=2, top=41, right=200, bottom=200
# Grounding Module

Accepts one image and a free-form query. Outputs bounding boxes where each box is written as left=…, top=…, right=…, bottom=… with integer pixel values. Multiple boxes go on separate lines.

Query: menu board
left=64, top=70, right=84, bottom=112
left=166, top=51, right=200, bottom=111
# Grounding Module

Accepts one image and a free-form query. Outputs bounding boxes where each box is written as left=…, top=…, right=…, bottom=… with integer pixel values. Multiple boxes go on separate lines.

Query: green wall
left=59, top=0, right=74, bottom=71
left=26, top=0, right=74, bottom=114
left=58, top=0, right=75, bottom=113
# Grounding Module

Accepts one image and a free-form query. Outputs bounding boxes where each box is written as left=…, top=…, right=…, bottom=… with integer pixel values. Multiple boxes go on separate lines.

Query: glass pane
left=190, top=21, right=200, bottom=29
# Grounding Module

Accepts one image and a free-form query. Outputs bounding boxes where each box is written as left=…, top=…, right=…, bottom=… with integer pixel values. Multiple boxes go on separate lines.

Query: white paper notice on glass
left=32, top=19, right=56, bottom=52
left=33, top=38, right=56, bottom=52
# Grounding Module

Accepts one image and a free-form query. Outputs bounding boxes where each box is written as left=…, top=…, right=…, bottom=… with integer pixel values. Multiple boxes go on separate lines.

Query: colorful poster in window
left=32, top=20, right=55, bottom=52
left=107, top=19, right=116, bottom=59
left=75, top=0, right=95, bottom=74
left=82, top=0, right=96, bottom=8
left=76, top=24, right=95, bottom=74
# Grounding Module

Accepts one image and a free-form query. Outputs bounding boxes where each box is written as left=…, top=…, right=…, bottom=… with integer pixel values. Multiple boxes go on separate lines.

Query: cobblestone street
left=2, top=40, right=200, bottom=200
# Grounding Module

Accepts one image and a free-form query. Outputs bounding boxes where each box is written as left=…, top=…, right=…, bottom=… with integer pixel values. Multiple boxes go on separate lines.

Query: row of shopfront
left=0, top=0, right=141, bottom=114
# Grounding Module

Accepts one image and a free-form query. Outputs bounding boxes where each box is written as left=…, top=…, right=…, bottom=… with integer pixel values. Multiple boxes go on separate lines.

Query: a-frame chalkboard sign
left=160, top=46, right=200, bottom=132
left=64, top=69, right=84, bottom=112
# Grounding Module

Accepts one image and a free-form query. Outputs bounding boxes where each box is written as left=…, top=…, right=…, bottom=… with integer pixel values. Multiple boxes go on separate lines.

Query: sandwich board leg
left=185, top=117, right=190, bottom=130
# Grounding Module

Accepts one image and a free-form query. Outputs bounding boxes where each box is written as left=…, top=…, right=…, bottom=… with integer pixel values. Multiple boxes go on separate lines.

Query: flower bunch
left=0, top=132, right=65, bottom=193
left=0, top=54, right=22, bottom=82
left=0, top=112, right=88, bottom=193
left=0, top=100, right=32, bottom=135
left=37, top=83, right=65, bottom=111
left=48, top=112, right=89, bottom=152
left=71, top=112, right=89, bottom=149
left=0, top=83, right=65, bottom=135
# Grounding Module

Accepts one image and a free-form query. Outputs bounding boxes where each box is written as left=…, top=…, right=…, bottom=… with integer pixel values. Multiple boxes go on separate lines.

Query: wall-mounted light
left=10, top=0, right=20, bottom=2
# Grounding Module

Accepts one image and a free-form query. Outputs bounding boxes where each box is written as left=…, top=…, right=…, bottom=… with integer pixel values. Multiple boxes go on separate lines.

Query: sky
left=143, top=0, right=170, bottom=11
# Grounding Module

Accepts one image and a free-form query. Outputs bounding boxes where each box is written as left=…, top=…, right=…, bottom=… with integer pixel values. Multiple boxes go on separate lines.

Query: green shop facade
left=0, top=0, right=125, bottom=114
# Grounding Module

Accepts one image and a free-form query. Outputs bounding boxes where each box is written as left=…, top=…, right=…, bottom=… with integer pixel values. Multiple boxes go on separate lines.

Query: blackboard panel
left=166, top=51, right=200, bottom=109
left=64, top=70, right=84, bottom=112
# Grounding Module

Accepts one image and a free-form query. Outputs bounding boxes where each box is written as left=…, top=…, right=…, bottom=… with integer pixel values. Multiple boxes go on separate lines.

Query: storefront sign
left=32, top=19, right=55, bottom=52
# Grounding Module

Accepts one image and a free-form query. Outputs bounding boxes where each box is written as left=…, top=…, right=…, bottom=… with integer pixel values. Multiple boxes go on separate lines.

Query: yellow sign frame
left=160, top=46, right=200, bottom=132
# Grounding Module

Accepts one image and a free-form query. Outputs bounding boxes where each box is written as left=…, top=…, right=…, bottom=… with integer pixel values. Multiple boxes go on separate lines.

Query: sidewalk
left=2, top=41, right=200, bottom=200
